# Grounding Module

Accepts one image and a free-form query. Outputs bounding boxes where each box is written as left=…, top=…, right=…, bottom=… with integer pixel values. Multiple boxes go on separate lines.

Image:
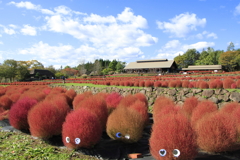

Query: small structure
left=124, top=59, right=178, bottom=74
left=181, top=65, right=222, bottom=73
left=29, top=69, right=54, bottom=79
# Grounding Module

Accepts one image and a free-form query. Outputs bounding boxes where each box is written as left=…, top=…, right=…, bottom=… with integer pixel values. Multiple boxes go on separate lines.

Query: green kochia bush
left=106, top=106, right=145, bottom=143
left=62, top=108, right=102, bottom=149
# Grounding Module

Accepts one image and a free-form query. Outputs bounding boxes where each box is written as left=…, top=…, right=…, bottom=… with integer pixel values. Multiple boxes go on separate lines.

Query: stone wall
left=53, top=85, right=240, bottom=109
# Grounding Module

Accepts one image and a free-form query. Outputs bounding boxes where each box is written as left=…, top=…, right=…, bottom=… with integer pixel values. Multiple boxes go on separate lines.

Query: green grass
left=0, top=131, right=97, bottom=160
left=54, top=83, right=145, bottom=89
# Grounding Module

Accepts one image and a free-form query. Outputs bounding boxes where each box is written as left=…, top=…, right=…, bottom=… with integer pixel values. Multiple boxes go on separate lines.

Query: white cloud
left=195, top=31, right=218, bottom=39
left=234, top=3, right=240, bottom=15
left=3, top=27, right=16, bottom=35
left=156, top=40, right=215, bottom=60
left=21, top=25, right=37, bottom=36
left=8, top=1, right=40, bottom=10
left=156, top=12, right=206, bottom=38
left=0, top=41, right=3, bottom=45
left=84, top=14, right=116, bottom=24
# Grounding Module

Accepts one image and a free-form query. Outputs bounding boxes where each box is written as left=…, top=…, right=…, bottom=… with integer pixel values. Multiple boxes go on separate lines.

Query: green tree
left=227, top=42, right=235, bottom=51
left=184, top=49, right=200, bottom=66
left=219, top=51, right=240, bottom=71
left=1, top=59, right=18, bottom=82
left=174, top=54, right=187, bottom=69
left=108, top=59, right=118, bottom=71
left=116, top=61, right=126, bottom=72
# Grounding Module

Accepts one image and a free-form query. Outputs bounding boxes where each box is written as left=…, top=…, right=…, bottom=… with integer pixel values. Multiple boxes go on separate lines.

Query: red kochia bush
left=72, top=91, right=93, bottom=110
left=182, top=96, right=199, bottom=118
left=129, top=100, right=149, bottom=126
left=153, top=96, right=175, bottom=117
left=191, top=100, right=218, bottom=128
left=62, top=108, right=102, bottom=149
left=0, top=95, right=12, bottom=110
left=145, top=81, right=153, bottom=87
left=134, top=93, right=148, bottom=107
left=195, top=111, right=237, bottom=152
left=65, top=89, right=77, bottom=106
left=139, top=81, right=145, bottom=87
left=106, top=106, right=145, bottom=143
left=28, top=100, right=69, bottom=139
left=154, top=81, right=161, bottom=87
left=219, top=102, right=240, bottom=115
left=223, top=78, right=235, bottom=89
left=9, top=97, right=38, bottom=130
left=118, top=94, right=138, bottom=108
left=199, top=81, right=209, bottom=89
left=76, top=95, right=108, bottom=129
left=150, top=113, right=197, bottom=160
left=105, top=92, right=123, bottom=114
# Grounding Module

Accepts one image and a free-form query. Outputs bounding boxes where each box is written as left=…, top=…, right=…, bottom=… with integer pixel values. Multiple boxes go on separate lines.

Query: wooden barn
left=124, top=59, right=178, bottom=74
left=29, top=69, right=54, bottom=79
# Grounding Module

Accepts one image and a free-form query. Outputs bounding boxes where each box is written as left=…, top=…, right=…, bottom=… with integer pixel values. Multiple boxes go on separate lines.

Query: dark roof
left=30, top=69, right=54, bottom=76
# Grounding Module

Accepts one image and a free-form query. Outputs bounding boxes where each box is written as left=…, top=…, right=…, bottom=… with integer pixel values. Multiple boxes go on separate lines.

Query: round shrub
left=9, top=93, right=21, bottom=103
left=182, top=96, right=199, bottom=118
left=223, top=78, right=235, bottom=89
left=182, top=80, right=189, bottom=88
left=145, top=81, right=153, bottom=87
left=62, top=108, right=102, bottom=149
left=106, top=106, right=145, bottom=143
left=72, top=91, right=93, bottom=110
left=129, top=100, right=149, bottom=126
left=134, top=93, right=148, bottom=107
left=106, top=92, right=123, bottom=114
left=191, top=100, right=218, bottom=128
left=161, top=81, right=168, bottom=87
left=65, top=89, right=77, bottom=106
left=199, top=81, right=209, bottom=89
left=195, top=111, right=237, bottom=152
left=153, top=96, right=175, bottom=118
left=76, top=95, right=108, bottom=129
left=28, top=100, right=69, bottom=139
left=9, top=97, right=38, bottom=130
left=118, top=94, right=138, bottom=108
left=219, top=102, right=240, bottom=115
left=154, top=81, right=161, bottom=87
left=0, top=95, right=12, bottom=110
left=139, top=81, right=145, bottom=87
left=150, top=113, right=197, bottom=160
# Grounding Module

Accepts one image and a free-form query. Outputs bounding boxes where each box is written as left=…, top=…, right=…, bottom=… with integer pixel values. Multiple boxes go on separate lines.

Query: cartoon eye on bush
left=66, top=137, right=70, bottom=143
left=125, top=134, right=130, bottom=139
left=159, top=149, right=167, bottom=157
left=172, top=149, right=180, bottom=157
left=116, top=132, right=122, bottom=138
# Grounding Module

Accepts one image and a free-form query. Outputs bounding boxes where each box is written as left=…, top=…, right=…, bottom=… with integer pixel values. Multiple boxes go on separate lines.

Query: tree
left=219, top=51, right=240, bottom=71
left=227, top=42, right=235, bottom=51
left=1, top=59, right=18, bottom=82
left=174, top=54, right=187, bottom=69
left=108, top=59, right=118, bottom=71
left=184, top=49, right=200, bottom=66
left=116, top=61, right=126, bottom=73
left=45, top=65, right=57, bottom=75
left=77, top=59, right=87, bottom=76
left=16, top=64, right=29, bottom=80
left=93, top=60, right=102, bottom=75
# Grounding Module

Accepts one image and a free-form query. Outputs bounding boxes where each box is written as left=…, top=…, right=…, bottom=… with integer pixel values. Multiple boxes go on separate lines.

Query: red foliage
left=62, top=108, right=102, bottom=149
left=28, top=100, right=69, bottom=139
left=231, top=83, right=237, bottom=89
left=182, top=96, right=199, bottom=118
left=139, top=81, right=145, bottom=87
left=199, top=81, right=209, bottom=89
left=191, top=100, right=218, bottom=127
left=106, top=106, right=145, bottom=143
left=134, top=81, right=139, bottom=87
left=232, top=107, right=240, bottom=135
left=129, top=100, right=149, bottom=126
left=0, top=95, right=12, bottom=110
left=150, top=113, right=197, bottom=160
left=154, top=81, right=161, bottom=87
left=223, top=78, right=235, bottom=89
left=219, top=102, right=240, bottom=114
left=161, top=81, right=168, bottom=87
left=145, top=81, right=153, bottom=87
left=182, top=80, right=189, bottom=88
left=118, top=94, right=138, bottom=108
left=9, top=97, right=38, bottom=130
left=152, top=96, right=175, bottom=118
left=134, top=93, right=148, bottom=107
left=9, top=93, right=21, bottom=103
left=72, top=91, right=93, bottom=110
left=65, top=89, right=77, bottom=106
left=106, top=92, right=123, bottom=114
left=236, top=79, right=240, bottom=88
left=76, top=95, right=108, bottom=129
left=195, top=111, right=237, bottom=152
left=0, top=110, right=9, bottom=120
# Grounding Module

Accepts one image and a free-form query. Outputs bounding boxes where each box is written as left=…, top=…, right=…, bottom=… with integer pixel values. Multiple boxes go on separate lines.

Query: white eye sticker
left=159, top=149, right=167, bottom=157
left=172, top=149, right=180, bottom=157
left=75, top=138, right=81, bottom=144
left=125, top=134, right=130, bottom=139
left=65, top=137, right=70, bottom=143
left=116, top=132, right=122, bottom=138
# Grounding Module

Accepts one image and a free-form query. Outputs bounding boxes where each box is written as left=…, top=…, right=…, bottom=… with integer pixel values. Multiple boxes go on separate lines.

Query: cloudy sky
left=0, top=0, right=240, bottom=68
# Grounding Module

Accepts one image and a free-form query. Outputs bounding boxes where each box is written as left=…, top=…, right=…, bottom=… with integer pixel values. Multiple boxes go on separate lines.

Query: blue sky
left=0, top=0, right=240, bottom=68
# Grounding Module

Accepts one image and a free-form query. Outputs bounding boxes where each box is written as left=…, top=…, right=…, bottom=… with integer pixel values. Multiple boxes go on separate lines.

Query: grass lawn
left=0, top=131, right=97, bottom=160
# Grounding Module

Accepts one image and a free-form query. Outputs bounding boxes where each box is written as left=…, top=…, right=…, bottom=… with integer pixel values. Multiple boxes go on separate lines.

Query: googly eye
left=65, top=137, right=70, bottom=143
left=159, top=149, right=167, bottom=157
left=172, top=149, right=180, bottom=157
left=75, top=138, right=81, bottom=144
left=125, top=134, right=130, bottom=139
left=116, top=132, right=122, bottom=138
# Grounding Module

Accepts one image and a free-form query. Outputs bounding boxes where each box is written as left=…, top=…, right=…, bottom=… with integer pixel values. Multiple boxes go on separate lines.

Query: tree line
left=174, top=42, right=240, bottom=71
left=0, top=42, right=239, bottom=82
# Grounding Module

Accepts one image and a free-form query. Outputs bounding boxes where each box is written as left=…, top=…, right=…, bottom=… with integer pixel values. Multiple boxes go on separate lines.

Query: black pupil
left=160, top=150, right=165, bottom=155
left=173, top=150, right=178, bottom=155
